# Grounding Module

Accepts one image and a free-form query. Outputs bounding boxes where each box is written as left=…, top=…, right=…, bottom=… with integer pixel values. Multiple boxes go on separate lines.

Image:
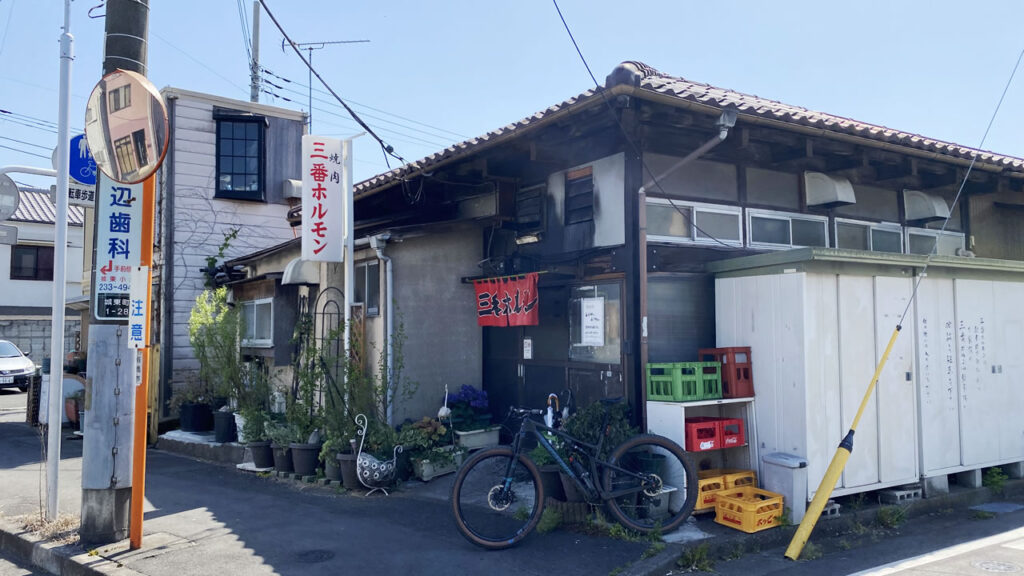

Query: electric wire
left=0, top=0, right=14, bottom=60
left=260, top=67, right=469, bottom=140
left=551, top=0, right=740, bottom=251
left=897, top=45, right=1024, bottom=327
left=257, top=0, right=405, bottom=164
left=236, top=0, right=253, bottom=70
left=0, top=134, right=52, bottom=150
left=151, top=32, right=251, bottom=97
left=0, top=142, right=49, bottom=160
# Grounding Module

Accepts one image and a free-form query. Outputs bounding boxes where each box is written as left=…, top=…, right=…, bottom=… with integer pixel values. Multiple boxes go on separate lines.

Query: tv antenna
left=282, top=38, right=370, bottom=132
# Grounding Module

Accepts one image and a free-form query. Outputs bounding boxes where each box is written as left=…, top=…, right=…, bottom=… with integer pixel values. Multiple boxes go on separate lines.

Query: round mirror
left=83, top=69, right=169, bottom=185
left=0, top=174, right=20, bottom=221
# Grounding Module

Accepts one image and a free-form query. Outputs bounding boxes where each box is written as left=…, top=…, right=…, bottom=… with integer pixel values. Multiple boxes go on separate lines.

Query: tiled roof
left=10, top=188, right=85, bottom=226
left=354, top=61, right=1024, bottom=197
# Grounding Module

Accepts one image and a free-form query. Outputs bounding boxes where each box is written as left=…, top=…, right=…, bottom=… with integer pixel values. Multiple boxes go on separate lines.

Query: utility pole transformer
left=80, top=0, right=149, bottom=546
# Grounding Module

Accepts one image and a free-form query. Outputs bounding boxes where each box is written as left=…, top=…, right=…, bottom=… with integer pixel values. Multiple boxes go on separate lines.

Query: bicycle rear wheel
left=602, top=434, right=697, bottom=533
left=450, top=447, right=545, bottom=550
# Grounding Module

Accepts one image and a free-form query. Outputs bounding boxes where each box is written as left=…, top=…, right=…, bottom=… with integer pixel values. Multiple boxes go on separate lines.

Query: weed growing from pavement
left=838, top=539, right=852, bottom=551
left=16, top=512, right=80, bottom=545
left=778, top=506, right=793, bottom=527
left=983, top=467, right=1008, bottom=495
left=876, top=505, right=906, bottom=529
left=641, top=541, right=666, bottom=559
left=536, top=507, right=563, bottom=534
left=801, top=541, right=824, bottom=560
left=971, top=510, right=996, bottom=520
left=724, top=542, right=744, bottom=560
left=678, top=543, right=713, bottom=572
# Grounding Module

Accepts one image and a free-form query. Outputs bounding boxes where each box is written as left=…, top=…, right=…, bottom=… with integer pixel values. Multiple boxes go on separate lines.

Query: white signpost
left=127, top=265, right=150, bottom=349
left=300, top=135, right=345, bottom=263
left=93, top=174, right=143, bottom=320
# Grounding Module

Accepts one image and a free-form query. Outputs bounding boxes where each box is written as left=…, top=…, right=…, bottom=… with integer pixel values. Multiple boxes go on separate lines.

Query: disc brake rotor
left=487, top=485, right=513, bottom=511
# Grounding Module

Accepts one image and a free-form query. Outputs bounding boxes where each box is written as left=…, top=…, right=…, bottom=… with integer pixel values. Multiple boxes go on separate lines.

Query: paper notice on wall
left=580, top=297, right=605, bottom=347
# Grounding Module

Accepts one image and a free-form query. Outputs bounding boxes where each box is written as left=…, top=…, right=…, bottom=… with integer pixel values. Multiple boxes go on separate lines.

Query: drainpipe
left=638, top=110, right=736, bottom=426
left=370, top=233, right=394, bottom=426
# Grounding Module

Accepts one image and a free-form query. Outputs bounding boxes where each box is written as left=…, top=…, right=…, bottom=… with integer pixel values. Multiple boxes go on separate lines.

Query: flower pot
left=213, top=410, right=237, bottom=443
left=248, top=440, right=274, bottom=469
left=454, top=426, right=500, bottom=451
left=337, top=452, right=360, bottom=490
left=64, top=398, right=79, bottom=426
left=537, top=464, right=565, bottom=501
left=324, top=453, right=341, bottom=481
left=233, top=413, right=248, bottom=443
left=271, top=443, right=293, bottom=473
left=411, top=448, right=465, bottom=482
left=290, top=442, right=320, bottom=477
left=179, top=402, right=213, bottom=432
left=560, top=471, right=586, bottom=502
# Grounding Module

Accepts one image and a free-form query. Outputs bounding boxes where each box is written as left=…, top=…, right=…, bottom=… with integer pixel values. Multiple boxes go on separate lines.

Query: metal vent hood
left=804, top=172, right=856, bottom=207
left=903, top=189, right=950, bottom=223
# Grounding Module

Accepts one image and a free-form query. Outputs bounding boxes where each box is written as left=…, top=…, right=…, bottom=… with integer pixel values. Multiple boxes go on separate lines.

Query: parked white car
left=0, top=340, right=37, bottom=392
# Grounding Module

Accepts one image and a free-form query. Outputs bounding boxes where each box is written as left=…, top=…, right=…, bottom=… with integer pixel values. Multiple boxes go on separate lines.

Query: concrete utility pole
left=80, top=0, right=149, bottom=546
left=250, top=0, right=260, bottom=103
left=46, top=0, right=74, bottom=522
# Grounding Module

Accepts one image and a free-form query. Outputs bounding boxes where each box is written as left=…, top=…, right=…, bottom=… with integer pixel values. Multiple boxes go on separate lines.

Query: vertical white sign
left=580, top=297, right=605, bottom=347
left=128, top=266, right=150, bottom=349
left=93, top=174, right=143, bottom=320
left=301, top=135, right=345, bottom=262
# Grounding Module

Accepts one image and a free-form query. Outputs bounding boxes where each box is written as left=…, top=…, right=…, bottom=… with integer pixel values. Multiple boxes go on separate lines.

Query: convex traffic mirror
left=84, top=69, right=169, bottom=184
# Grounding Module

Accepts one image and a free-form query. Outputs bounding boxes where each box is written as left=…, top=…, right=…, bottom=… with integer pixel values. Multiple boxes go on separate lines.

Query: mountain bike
left=449, top=398, right=697, bottom=550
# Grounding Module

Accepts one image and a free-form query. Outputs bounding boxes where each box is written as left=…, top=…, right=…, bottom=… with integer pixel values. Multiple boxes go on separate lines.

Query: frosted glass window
left=696, top=211, right=741, bottom=241
left=646, top=204, right=692, bottom=238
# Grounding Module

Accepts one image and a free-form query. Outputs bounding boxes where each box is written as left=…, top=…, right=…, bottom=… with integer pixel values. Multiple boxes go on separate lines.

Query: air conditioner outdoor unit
left=282, top=179, right=302, bottom=199
left=804, top=172, right=856, bottom=208
left=903, top=189, right=950, bottom=223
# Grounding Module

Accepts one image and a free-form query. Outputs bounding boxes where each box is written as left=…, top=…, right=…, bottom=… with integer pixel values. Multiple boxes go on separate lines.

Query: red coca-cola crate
left=719, top=417, right=746, bottom=448
left=685, top=417, right=722, bottom=452
left=699, top=347, right=754, bottom=398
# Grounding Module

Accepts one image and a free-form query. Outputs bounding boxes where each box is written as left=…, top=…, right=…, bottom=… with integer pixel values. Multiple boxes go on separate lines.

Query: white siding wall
left=168, top=97, right=296, bottom=379
left=0, top=221, right=84, bottom=308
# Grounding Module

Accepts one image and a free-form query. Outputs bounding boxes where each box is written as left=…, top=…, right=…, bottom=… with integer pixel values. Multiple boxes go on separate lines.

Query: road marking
left=848, top=526, right=1024, bottom=575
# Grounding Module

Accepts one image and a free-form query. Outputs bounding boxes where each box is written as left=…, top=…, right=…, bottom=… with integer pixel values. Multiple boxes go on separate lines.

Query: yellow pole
left=785, top=326, right=902, bottom=560
left=129, top=176, right=155, bottom=550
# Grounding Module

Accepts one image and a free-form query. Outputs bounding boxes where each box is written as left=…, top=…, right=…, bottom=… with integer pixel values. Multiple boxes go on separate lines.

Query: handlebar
left=508, top=407, right=546, bottom=417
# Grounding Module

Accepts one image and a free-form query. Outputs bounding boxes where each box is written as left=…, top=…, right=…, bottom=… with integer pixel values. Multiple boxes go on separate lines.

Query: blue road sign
left=69, top=134, right=97, bottom=186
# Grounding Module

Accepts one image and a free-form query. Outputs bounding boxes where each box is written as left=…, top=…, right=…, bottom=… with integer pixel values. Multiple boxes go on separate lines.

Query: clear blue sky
left=2, top=1, right=1023, bottom=191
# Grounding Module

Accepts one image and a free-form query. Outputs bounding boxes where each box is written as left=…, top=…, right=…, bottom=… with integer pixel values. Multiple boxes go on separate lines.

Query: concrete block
left=955, top=469, right=983, bottom=488
left=1003, top=461, right=1024, bottom=479
left=276, top=471, right=290, bottom=478
left=922, top=475, right=949, bottom=497
left=317, top=478, right=332, bottom=486
left=821, top=500, right=841, bottom=519
left=879, top=485, right=922, bottom=504
left=301, top=475, right=316, bottom=484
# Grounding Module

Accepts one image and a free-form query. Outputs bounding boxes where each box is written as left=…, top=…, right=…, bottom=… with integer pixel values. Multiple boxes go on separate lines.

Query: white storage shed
left=708, top=248, right=1024, bottom=506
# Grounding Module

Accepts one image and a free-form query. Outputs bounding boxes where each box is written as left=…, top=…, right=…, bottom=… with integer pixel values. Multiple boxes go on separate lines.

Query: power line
left=0, top=143, right=50, bottom=160
left=0, top=134, right=52, bottom=150
left=551, top=0, right=738, bottom=250
left=236, top=0, right=253, bottom=67
left=151, top=32, right=250, bottom=97
left=258, top=0, right=405, bottom=163
left=260, top=67, right=469, bottom=140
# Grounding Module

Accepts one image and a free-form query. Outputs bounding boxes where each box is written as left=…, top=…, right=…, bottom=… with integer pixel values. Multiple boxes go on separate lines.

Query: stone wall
left=0, top=318, right=82, bottom=362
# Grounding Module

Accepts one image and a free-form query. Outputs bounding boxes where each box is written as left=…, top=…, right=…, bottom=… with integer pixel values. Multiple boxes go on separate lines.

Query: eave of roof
left=9, top=188, right=85, bottom=226
left=352, top=61, right=1024, bottom=199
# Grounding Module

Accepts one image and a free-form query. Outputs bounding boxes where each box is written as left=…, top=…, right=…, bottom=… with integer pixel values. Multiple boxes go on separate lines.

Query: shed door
left=995, top=281, right=1024, bottom=461
left=873, top=276, right=918, bottom=484
left=954, top=279, right=999, bottom=466
left=914, top=277, right=960, bottom=475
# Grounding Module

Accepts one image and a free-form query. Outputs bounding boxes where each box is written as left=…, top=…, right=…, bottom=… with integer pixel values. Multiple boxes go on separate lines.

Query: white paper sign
left=301, top=135, right=346, bottom=262
left=93, top=174, right=143, bottom=321
left=581, top=297, right=605, bottom=347
left=523, top=337, right=533, bottom=360
left=128, top=266, right=150, bottom=349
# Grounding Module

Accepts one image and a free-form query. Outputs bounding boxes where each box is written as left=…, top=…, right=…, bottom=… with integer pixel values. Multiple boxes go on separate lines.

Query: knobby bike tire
left=450, top=447, right=545, bottom=550
left=602, top=434, right=697, bottom=533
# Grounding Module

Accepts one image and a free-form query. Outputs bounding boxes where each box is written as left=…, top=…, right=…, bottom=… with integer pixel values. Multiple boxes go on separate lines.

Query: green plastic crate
left=646, top=362, right=722, bottom=402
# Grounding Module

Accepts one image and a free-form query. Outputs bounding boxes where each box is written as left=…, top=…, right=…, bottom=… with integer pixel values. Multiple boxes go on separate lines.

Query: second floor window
left=216, top=117, right=264, bottom=201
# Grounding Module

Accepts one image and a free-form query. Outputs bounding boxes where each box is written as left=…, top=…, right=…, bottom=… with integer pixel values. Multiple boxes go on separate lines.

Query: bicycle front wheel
left=450, top=447, right=545, bottom=550
left=603, top=434, right=697, bottom=533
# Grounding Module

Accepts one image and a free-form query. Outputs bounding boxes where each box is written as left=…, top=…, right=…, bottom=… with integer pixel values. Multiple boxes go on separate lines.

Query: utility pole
left=80, top=0, right=149, bottom=546
left=45, top=0, right=73, bottom=522
left=282, top=39, right=368, bottom=132
left=249, top=0, right=260, bottom=103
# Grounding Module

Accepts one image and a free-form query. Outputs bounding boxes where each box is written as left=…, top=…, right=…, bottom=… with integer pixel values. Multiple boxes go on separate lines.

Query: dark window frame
left=214, top=114, right=266, bottom=202
left=10, top=245, right=55, bottom=281
left=353, top=260, right=381, bottom=317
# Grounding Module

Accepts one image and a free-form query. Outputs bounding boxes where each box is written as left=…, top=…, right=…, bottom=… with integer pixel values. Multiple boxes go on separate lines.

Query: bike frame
left=503, top=413, right=649, bottom=502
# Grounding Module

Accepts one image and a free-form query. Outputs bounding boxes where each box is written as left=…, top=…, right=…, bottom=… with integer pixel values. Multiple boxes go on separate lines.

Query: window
left=906, top=228, right=964, bottom=256
left=645, top=198, right=743, bottom=246
left=113, top=136, right=136, bottom=175
left=515, top=183, right=546, bottom=233
left=747, top=209, right=828, bottom=249
left=131, top=129, right=148, bottom=167
left=834, top=219, right=903, bottom=253
left=108, top=84, right=131, bottom=112
left=569, top=283, right=621, bottom=364
left=241, top=298, right=273, bottom=347
left=564, top=167, right=594, bottom=225
left=10, top=245, right=54, bottom=281
left=354, top=261, right=380, bottom=317
left=216, top=117, right=265, bottom=201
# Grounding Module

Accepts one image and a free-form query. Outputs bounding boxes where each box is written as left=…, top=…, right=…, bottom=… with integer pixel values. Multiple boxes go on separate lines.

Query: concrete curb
left=0, top=517, right=142, bottom=576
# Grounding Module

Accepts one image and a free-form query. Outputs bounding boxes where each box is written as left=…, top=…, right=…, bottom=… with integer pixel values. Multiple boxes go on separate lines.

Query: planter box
left=455, top=426, right=500, bottom=451
left=412, top=449, right=465, bottom=482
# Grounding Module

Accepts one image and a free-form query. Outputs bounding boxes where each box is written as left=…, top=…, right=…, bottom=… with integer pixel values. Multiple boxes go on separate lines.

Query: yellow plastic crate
left=694, top=471, right=726, bottom=511
left=714, top=487, right=783, bottom=533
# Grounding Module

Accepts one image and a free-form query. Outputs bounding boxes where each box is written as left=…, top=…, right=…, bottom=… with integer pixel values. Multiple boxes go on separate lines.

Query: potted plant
left=169, top=377, right=213, bottom=432
left=528, top=442, right=567, bottom=501
left=284, top=314, right=327, bottom=478
left=266, top=418, right=299, bottom=473
left=240, top=405, right=274, bottom=469
left=399, top=417, right=463, bottom=482
left=188, top=287, right=244, bottom=441
left=557, top=400, right=638, bottom=502
left=447, top=384, right=500, bottom=450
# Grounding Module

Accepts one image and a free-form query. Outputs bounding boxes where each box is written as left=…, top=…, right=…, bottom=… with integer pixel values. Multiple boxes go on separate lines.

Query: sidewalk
left=1, top=401, right=1022, bottom=576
